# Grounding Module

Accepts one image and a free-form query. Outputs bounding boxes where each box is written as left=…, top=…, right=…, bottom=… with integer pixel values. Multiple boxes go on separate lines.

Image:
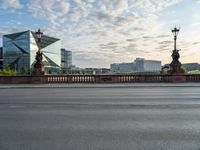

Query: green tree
left=0, top=69, right=17, bottom=76
left=161, top=68, right=170, bottom=75
left=0, top=62, right=17, bottom=76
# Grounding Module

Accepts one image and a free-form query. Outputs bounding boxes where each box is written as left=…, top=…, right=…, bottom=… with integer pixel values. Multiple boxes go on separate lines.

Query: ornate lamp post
left=32, top=29, right=45, bottom=76
left=172, top=27, right=179, bottom=51
left=169, top=27, right=185, bottom=75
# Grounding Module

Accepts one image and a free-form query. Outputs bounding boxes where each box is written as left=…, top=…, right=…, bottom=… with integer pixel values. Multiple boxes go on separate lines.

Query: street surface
left=0, top=84, right=200, bottom=150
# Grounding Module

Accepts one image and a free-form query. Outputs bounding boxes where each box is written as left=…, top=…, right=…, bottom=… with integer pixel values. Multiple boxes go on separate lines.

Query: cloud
left=0, top=0, right=23, bottom=9
left=1, top=0, right=188, bottom=67
left=196, top=0, right=200, bottom=4
left=129, top=0, right=182, bottom=13
left=159, top=41, right=173, bottom=44
left=28, top=0, right=71, bottom=23
left=126, top=38, right=138, bottom=42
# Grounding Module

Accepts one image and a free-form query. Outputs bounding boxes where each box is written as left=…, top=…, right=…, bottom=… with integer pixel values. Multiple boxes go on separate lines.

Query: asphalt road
left=0, top=84, right=200, bottom=150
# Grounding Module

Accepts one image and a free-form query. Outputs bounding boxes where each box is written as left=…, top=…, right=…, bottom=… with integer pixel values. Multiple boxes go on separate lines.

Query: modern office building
left=61, top=48, right=72, bottom=73
left=110, top=58, right=161, bottom=74
left=3, top=30, right=61, bottom=74
left=0, top=47, right=3, bottom=70
left=135, top=58, right=161, bottom=73
left=110, top=63, right=120, bottom=72
left=110, top=63, right=135, bottom=73
left=119, top=63, right=135, bottom=73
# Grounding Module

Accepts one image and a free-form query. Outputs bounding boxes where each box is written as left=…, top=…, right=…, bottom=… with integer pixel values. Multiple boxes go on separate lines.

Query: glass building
left=61, top=48, right=72, bottom=73
left=3, top=31, right=61, bottom=74
left=0, top=47, right=3, bottom=70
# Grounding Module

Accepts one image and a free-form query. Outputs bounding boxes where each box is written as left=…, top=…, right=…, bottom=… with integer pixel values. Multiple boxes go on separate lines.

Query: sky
left=0, top=0, right=200, bottom=68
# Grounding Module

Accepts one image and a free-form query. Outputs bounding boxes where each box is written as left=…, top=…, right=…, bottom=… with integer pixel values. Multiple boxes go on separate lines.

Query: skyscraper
left=61, top=48, right=72, bottom=73
left=0, top=47, right=3, bottom=70
left=3, top=31, right=61, bottom=74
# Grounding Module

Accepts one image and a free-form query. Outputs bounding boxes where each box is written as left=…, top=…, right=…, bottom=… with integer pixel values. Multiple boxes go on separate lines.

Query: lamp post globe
left=36, top=29, right=43, bottom=43
left=172, top=27, right=179, bottom=37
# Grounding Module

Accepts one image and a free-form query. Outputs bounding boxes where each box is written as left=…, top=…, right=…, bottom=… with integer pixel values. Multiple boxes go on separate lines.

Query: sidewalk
left=0, top=83, right=200, bottom=89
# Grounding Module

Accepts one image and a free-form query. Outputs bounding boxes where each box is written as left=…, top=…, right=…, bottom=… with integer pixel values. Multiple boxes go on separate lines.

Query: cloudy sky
left=0, top=0, right=200, bottom=68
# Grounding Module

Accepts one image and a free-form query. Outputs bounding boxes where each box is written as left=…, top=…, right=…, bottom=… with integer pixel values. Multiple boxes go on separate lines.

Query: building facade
left=83, top=68, right=110, bottom=75
left=110, top=63, right=135, bottom=73
left=182, top=63, right=199, bottom=71
left=0, top=47, right=3, bottom=70
left=135, top=58, right=161, bottom=73
left=61, top=48, right=72, bottom=73
left=3, top=31, right=61, bottom=74
left=110, top=58, right=161, bottom=74
left=110, top=63, right=120, bottom=72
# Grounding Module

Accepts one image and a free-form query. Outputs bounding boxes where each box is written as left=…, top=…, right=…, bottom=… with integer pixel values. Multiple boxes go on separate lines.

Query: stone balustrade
left=0, top=74, right=200, bottom=84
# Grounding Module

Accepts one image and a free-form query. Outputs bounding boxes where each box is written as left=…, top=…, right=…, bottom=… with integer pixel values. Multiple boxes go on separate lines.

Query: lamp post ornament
left=32, top=29, right=45, bottom=76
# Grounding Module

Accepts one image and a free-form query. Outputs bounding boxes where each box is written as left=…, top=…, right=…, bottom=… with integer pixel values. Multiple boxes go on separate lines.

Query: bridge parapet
left=0, top=74, right=199, bottom=84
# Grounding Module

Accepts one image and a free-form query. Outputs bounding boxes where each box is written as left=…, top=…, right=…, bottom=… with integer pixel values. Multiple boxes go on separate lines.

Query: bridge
left=0, top=74, right=200, bottom=84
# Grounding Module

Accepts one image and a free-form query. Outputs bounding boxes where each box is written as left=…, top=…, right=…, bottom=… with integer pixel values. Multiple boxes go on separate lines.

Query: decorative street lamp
left=172, top=27, right=180, bottom=51
left=35, top=29, right=43, bottom=65
left=32, top=29, right=45, bottom=76
left=169, top=27, right=185, bottom=75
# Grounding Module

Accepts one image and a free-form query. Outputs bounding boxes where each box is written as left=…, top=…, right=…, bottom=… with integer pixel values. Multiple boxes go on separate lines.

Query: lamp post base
left=32, top=63, right=45, bottom=76
left=169, top=60, right=185, bottom=75
left=168, top=60, right=186, bottom=82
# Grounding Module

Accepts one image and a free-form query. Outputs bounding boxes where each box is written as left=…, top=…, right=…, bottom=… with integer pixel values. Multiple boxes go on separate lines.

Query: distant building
left=110, top=58, right=161, bottom=74
left=110, top=63, right=135, bottom=73
left=118, top=63, right=135, bottom=73
left=61, top=48, right=72, bottom=73
left=3, top=30, right=61, bottom=74
left=182, top=63, right=199, bottom=71
left=84, top=68, right=110, bottom=75
left=135, top=58, right=161, bottom=73
left=110, top=63, right=120, bottom=72
left=0, top=47, right=3, bottom=70
left=164, top=63, right=200, bottom=72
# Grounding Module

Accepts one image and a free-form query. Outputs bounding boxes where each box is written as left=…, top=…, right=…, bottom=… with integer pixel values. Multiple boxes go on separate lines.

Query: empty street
left=0, top=84, right=200, bottom=150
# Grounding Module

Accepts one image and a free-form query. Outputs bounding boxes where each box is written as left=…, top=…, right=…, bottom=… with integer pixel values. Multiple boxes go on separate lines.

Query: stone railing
left=0, top=74, right=199, bottom=84
left=186, top=74, right=200, bottom=82
left=44, top=75, right=168, bottom=83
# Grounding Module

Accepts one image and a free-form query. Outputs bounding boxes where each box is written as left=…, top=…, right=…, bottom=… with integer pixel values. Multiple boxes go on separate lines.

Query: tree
left=0, top=62, right=17, bottom=76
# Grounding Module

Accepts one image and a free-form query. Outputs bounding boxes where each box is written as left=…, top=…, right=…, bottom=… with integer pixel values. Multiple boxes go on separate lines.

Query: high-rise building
left=61, top=48, right=72, bottom=73
left=3, top=31, right=61, bottom=74
left=0, top=47, right=3, bottom=70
